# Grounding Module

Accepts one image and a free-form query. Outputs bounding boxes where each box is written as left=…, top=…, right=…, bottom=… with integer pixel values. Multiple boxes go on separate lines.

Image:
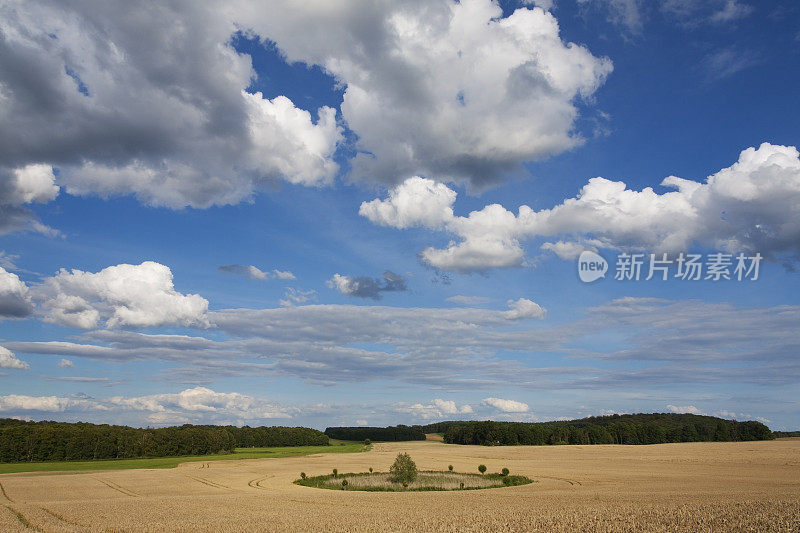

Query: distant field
left=0, top=439, right=798, bottom=531
left=0, top=442, right=363, bottom=474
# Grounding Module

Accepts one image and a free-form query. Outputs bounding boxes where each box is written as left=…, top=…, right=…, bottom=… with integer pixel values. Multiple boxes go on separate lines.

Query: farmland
left=1, top=439, right=798, bottom=532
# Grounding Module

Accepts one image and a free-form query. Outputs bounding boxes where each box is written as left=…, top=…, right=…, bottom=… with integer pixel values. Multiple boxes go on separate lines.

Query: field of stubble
left=1, top=439, right=798, bottom=532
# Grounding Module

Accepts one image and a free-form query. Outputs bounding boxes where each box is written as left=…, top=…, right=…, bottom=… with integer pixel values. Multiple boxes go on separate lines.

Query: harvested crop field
left=1, top=439, right=798, bottom=532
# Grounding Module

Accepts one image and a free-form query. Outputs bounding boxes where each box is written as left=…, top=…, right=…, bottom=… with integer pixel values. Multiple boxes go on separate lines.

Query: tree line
left=324, top=425, right=426, bottom=442
left=0, top=419, right=329, bottom=463
left=430, top=414, right=774, bottom=446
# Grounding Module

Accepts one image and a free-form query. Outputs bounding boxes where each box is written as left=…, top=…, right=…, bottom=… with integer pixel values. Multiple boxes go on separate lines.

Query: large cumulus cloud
left=361, top=143, right=800, bottom=272
left=0, top=0, right=610, bottom=217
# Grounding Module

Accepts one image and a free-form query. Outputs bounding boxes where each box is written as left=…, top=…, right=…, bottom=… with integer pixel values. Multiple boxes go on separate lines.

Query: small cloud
left=482, top=397, right=530, bottom=413
left=504, top=298, right=546, bottom=320
left=701, top=46, right=761, bottom=82
left=355, top=419, right=368, bottom=426
left=667, top=404, right=706, bottom=415
left=219, top=265, right=296, bottom=281
left=327, top=271, right=408, bottom=300
left=218, top=265, right=268, bottom=280
left=446, top=295, right=491, bottom=305
left=272, top=269, right=296, bottom=280
left=710, top=0, right=753, bottom=23
left=58, top=358, right=74, bottom=368
left=280, top=288, right=317, bottom=307
left=0, top=346, right=29, bottom=370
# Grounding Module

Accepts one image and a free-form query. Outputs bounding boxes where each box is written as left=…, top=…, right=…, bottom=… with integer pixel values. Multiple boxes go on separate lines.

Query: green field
left=0, top=442, right=364, bottom=474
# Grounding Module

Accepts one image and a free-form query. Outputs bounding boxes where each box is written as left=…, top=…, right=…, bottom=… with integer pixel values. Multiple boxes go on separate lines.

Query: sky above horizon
left=0, top=0, right=798, bottom=431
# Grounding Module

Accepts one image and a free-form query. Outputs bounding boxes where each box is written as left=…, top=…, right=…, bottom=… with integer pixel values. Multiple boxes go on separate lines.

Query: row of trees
left=324, top=425, right=426, bottom=442
left=224, top=425, right=329, bottom=447
left=433, top=414, right=774, bottom=446
left=0, top=419, right=329, bottom=463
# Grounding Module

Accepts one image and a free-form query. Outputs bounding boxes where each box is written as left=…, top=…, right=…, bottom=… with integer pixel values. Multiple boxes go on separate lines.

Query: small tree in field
left=369, top=467, right=373, bottom=473
left=448, top=464, right=453, bottom=471
left=364, top=438, right=371, bottom=446
left=389, top=452, right=418, bottom=484
left=332, top=468, right=338, bottom=478
left=341, top=479, right=348, bottom=490
left=478, top=464, right=487, bottom=474
left=300, top=472, right=306, bottom=479
left=501, top=467, right=510, bottom=476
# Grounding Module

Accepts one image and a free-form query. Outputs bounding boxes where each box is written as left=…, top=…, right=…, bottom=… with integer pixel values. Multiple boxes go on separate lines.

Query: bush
left=332, top=468, right=338, bottom=478
left=300, top=472, right=306, bottom=479
left=448, top=464, right=453, bottom=471
left=341, top=479, right=348, bottom=490
left=501, top=467, right=509, bottom=476
left=478, top=464, right=487, bottom=474
left=502, top=477, right=511, bottom=485
left=460, top=482, right=464, bottom=489
left=369, top=467, right=373, bottom=473
left=364, top=438, right=371, bottom=446
left=388, top=452, right=418, bottom=484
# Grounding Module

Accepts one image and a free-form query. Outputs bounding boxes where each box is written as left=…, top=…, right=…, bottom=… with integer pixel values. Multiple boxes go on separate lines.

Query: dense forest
left=324, top=425, right=426, bottom=442
left=773, top=431, right=800, bottom=438
left=427, top=414, right=774, bottom=446
left=225, top=425, right=329, bottom=447
left=0, top=419, right=328, bottom=463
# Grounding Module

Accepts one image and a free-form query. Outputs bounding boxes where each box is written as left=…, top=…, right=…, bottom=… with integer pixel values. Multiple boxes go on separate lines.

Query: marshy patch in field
left=294, top=471, right=533, bottom=492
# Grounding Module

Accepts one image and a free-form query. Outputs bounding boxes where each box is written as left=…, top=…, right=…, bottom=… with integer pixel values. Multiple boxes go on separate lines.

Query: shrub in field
left=478, top=464, right=487, bottom=474
left=460, top=482, right=464, bottom=489
left=364, top=438, right=371, bottom=446
left=300, top=472, right=306, bottom=479
left=333, top=468, right=338, bottom=478
left=501, top=467, right=509, bottom=476
left=369, top=467, right=373, bottom=473
left=342, top=479, right=348, bottom=490
left=448, top=464, right=453, bottom=471
left=389, top=452, right=418, bottom=484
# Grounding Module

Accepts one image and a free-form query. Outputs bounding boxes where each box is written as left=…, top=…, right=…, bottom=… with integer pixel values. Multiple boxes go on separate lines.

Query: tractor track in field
left=183, top=474, right=234, bottom=491
left=93, top=477, right=139, bottom=497
left=247, top=474, right=274, bottom=490
left=0, top=482, right=13, bottom=502
left=4, top=504, right=43, bottom=531
left=536, top=475, right=582, bottom=486
left=39, top=506, right=93, bottom=531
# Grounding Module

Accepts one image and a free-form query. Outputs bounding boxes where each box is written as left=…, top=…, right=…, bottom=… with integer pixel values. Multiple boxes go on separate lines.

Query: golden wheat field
left=1, top=439, right=799, bottom=532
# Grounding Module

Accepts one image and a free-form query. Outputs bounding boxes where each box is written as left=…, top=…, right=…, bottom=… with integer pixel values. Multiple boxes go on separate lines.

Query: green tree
left=389, top=452, right=418, bottom=484
left=478, top=464, right=487, bottom=474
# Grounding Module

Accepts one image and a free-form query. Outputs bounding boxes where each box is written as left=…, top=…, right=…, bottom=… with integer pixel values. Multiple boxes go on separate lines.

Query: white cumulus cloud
left=483, top=397, right=530, bottom=412
left=34, top=261, right=209, bottom=329
left=0, top=346, right=29, bottom=370
left=362, top=143, right=800, bottom=272
left=0, top=266, right=34, bottom=317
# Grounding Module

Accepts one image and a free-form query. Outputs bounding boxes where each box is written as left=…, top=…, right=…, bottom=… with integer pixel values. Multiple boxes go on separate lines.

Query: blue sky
left=0, top=0, right=798, bottom=430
